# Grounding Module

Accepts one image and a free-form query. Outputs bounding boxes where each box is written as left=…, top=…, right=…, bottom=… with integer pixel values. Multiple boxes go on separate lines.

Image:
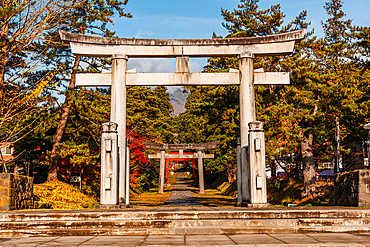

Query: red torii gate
left=144, top=141, right=220, bottom=194
left=158, top=151, right=199, bottom=185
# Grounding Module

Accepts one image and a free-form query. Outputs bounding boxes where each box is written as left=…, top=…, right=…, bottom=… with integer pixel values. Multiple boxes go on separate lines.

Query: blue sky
left=108, top=0, right=370, bottom=75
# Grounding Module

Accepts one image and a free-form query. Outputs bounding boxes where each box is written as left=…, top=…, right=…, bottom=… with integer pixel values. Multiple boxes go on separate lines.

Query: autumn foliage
left=2, top=0, right=370, bottom=202
left=34, top=179, right=98, bottom=209
left=177, top=0, right=370, bottom=197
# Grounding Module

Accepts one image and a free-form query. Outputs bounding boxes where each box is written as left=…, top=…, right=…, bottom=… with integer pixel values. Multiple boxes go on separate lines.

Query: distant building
left=318, top=162, right=334, bottom=170
left=1, top=142, right=14, bottom=162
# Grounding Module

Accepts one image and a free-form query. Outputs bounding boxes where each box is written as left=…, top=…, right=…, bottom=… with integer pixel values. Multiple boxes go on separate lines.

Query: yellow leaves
left=34, top=179, right=98, bottom=210
left=30, top=78, right=48, bottom=98
left=22, top=69, right=59, bottom=104
left=280, top=120, right=288, bottom=126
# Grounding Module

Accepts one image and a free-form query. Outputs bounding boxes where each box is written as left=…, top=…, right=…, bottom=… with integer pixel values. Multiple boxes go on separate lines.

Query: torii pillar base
left=96, top=204, right=129, bottom=210
left=240, top=202, right=271, bottom=208
left=237, top=122, right=271, bottom=207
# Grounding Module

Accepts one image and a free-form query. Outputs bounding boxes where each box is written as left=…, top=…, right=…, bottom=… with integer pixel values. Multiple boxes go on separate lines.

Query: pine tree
left=40, top=0, right=132, bottom=180
left=314, top=0, right=370, bottom=172
left=179, top=0, right=311, bottom=179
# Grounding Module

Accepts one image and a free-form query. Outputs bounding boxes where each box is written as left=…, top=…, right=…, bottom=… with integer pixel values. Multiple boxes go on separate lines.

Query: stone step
left=1, top=225, right=370, bottom=237
left=1, top=217, right=369, bottom=230
left=2, top=208, right=370, bottom=237
left=0, top=219, right=298, bottom=230
left=2, top=208, right=370, bottom=222
left=298, top=217, right=370, bottom=226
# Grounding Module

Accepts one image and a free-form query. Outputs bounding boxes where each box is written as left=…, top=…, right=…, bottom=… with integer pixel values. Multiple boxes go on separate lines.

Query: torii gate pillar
left=238, top=52, right=269, bottom=207
left=238, top=52, right=255, bottom=204
left=111, top=54, right=128, bottom=205
left=239, top=51, right=256, bottom=143
left=158, top=150, right=166, bottom=194
left=197, top=150, right=205, bottom=194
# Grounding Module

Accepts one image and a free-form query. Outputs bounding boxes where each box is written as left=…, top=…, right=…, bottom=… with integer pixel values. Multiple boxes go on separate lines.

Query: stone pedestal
left=248, top=122, right=269, bottom=206
left=236, top=138, right=242, bottom=205
left=101, top=122, right=119, bottom=205
left=96, top=204, right=127, bottom=210
left=125, top=146, right=130, bottom=206
left=236, top=122, right=270, bottom=207
left=330, top=170, right=370, bottom=207
left=0, top=174, right=34, bottom=210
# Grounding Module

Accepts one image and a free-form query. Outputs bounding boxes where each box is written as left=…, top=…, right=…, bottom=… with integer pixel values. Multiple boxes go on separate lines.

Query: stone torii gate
left=144, top=141, right=220, bottom=194
left=60, top=29, right=304, bottom=207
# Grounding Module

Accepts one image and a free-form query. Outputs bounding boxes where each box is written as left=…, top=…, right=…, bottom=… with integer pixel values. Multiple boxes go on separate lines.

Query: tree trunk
left=0, top=65, right=5, bottom=102
left=270, top=157, right=277, bottom=178
left=335, top=117, right=340, bottom=174
left=0, top=22, right=9, bottom=101
left=47, top=56, right=81, bottom=181
left=301, top=121, right=316, bottom=197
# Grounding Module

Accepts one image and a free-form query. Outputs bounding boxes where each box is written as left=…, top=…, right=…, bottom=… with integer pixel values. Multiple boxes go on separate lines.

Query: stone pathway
left=2, top=233, right=370, bottom=246
left=161, top=170, right=202, bottom=207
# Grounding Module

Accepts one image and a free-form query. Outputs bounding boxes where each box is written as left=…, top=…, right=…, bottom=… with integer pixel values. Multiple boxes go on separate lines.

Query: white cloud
left=167, top=86, right=181, bottom=94
left=127, top=58, right=203, bottom=98
left=189, top=60, right=202, bottom=73
left=127, top=58, right=175, bottom=73
left=135, top=30, right=153, bottom=38
left=128, top=58, right=207, bottom=74
left=115, top=14, right=226, bottom=39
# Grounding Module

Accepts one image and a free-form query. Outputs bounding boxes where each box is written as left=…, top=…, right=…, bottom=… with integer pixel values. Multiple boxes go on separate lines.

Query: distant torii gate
left=144, top=141, right=220, bottom=194
left=60, top=29, right=304, bottom=207
left=162, top=151, right=197, bottom=183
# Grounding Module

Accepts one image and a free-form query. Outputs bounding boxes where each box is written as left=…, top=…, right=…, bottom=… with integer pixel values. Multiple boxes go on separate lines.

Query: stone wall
left=0, top=174, right=34, bottom=210
left=330, top=170, right=370, bottom=207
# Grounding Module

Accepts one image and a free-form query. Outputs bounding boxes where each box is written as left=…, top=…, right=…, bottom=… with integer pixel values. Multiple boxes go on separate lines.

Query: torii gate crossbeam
left=60, top=30, right=304, bottom=57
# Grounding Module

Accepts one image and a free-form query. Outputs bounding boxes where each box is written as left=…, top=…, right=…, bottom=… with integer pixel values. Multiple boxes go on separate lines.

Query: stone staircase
left=1, top=208, right=370, bottom=237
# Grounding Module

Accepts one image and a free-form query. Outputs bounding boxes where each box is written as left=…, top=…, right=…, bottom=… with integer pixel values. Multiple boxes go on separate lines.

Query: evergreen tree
left=180, top=0, right=370, bottom=198
left=179, top=0, right=311, bottom=180
left=16, top=84, right=174, bottom=195
left=38, top=0, right=132, bottom=180
left=313, top=0, right=370, bottom=171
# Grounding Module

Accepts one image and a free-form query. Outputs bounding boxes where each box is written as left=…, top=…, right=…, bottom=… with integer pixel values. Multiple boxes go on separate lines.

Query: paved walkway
left=3, top=173, right=370, bottom=246
left=2, top=233, right=370, bottom=246
left=161, top=170, right=202, bottom=207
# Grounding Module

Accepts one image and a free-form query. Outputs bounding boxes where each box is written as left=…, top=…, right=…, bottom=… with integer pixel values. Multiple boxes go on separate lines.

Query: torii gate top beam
left=143, top=140, right=220, bottom=150
left=59, top=30, right=305, bottom=58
